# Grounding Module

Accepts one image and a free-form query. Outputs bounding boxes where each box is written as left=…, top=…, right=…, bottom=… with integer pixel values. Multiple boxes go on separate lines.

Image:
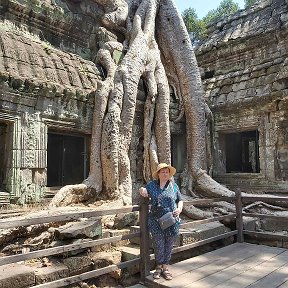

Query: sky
left=174, top=0, right=245, bottom=18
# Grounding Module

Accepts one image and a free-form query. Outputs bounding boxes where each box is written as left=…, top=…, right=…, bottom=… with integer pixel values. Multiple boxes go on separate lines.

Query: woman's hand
left=173, top=207, right=182, bottom=217
left=139, top=187, right=148, bottom=197
left=173, top=201, right=183, bottom=216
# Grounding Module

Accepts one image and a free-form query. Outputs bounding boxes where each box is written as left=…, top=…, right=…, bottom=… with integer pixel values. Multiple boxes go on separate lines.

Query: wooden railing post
left=235, top=188, right=244, bottom=243
left=139, top=196, right=150, bottom=283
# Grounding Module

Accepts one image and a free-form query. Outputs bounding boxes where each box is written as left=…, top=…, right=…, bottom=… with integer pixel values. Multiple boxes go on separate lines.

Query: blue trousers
left=152, top=233, right=176, bottom=265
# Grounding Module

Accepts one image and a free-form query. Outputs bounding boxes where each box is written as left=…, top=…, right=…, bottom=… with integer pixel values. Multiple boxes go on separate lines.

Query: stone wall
left=0, top=0, right=103, bottom=202
left=3, top=0, right=287, bottom=202
left=0, top=0, right=153, bottom=203
left=196, top=0, right=288, bottom=193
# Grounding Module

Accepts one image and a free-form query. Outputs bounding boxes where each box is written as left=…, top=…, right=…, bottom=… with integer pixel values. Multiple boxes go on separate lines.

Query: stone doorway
left=225, top=130, right=260, bottom=173
left=0, top=123, right=7, bottom=190
left=47, top=132, right=89, bottom=187
left=171, top=133, right=187, bottom=174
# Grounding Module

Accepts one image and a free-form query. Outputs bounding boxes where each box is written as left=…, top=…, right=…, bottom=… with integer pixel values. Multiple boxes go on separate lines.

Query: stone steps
left=0, top=191, right=10, bottom=205
left=213, top=174, right=288, bottom=194
left=45, top=186, right=61, bottom=198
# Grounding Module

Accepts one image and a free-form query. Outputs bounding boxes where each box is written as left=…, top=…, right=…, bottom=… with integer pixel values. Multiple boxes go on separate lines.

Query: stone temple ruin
left=197, top=0, right=288, bottom=195
left=0, top=0, right=288, bottom=287
left=0, top=0, right=287, bottom=206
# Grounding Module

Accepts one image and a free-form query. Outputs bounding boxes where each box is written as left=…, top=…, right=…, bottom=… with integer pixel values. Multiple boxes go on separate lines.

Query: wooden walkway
left=144, top=243, right=288, bottom=288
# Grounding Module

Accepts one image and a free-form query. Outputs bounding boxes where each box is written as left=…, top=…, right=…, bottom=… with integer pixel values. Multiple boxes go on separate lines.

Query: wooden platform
left=145, top=242, right=288, bottom=288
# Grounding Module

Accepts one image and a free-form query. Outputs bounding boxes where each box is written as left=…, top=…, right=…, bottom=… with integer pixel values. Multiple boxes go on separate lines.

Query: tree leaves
left=182, top=0, right=258, bottom=45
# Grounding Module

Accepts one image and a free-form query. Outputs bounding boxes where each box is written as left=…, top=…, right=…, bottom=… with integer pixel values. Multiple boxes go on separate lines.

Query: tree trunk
left=49, top=0, right=234, bottom=209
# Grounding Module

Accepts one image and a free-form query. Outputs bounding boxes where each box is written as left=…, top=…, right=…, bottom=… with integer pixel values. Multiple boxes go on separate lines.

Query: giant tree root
left=49, top=184, right=93, bottom=208
left=48, top=0, right=258, bottom=211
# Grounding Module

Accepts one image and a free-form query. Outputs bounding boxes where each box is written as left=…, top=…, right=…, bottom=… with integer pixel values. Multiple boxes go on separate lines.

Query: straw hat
left=152, top=163, right=176, bottom=180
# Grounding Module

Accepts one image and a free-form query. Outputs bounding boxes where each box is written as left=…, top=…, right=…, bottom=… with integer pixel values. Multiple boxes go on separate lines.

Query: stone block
left=215, top=94, right=226, bottom=105
left=21, top=169, right=33, bottom=185
left=226, top=92, right=235, bottom=102
left=129, top=226, right=153, bottom=248
left=62, top=255, right=92, bottom=276
left=129, top=226, right=140, bottom=245
left=109, top=228, right=130, bottom=247
left=67, top=238, right=92, bottom=256
left=243, top=216, right=258, bottom=231
left=234, top=89, right=247, bottom=100
left=220, top=85, right=232, bottom=94
left=33, top=169, right=46, bottom=186
left=34, top=263, right=69, bottom=284
left=180, top=222, right=231, bottom=245
left=0, top=263, right=35, bottom=288
left=89, top=250, right=122, bottom=279
left=118, top=245, right=140, bottom=275
left=55, top=217, right=102, bottom=239
left=260, top=218, right=288, bottom=232
left=90, top=242, right=112, bottom=253
left=90, top=229, right=111, bottom=252
left=113, top=212, right=138, bottom=229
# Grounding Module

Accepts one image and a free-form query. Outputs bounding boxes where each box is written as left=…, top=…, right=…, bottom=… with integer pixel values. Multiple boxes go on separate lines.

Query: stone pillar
left=19, top=112, right=47, bottom=203
left=4, top=116, right=21, bottom=200
left=259, top=112, right=276, bottom=181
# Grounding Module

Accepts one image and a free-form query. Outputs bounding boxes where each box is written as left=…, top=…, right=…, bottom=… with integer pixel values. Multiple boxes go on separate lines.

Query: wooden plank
left=276, top=280, right=288, bottom=288
left=0, top=232, right=140, bottom=266
left=146, top=244, right=239, bottom=285
left=180, top=214, right=236, bottom=229
left=244, top=230, right=288, bottom=241
left=147, top=243, right=286, bottom=287
left=173, top=242, right=253, bottom=266
left=183, top=197, right=235, bottom=205
left=150, top=243, right=261, bottom=288
left=243, top=213, right=288, bottom=221
left=0, top=206, right=140, bottom=229
left=217, top=250, right=288, bottom=288
left=235, top=189, right=243, bottom=242
left=182, top=244, right=287, bottom=288
left=171, top=231, right=237, bottom=254
left=139, top=197, right=150, bottom=282
left=247, top=264, right=288, bottom=288
left=242, top=196, right=288, bottom=203
left=168, top=243, right=253, bottom=278
left=147, top=243, right=266, bottom=287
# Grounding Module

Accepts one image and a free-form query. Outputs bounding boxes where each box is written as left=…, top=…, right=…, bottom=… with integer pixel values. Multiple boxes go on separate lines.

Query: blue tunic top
left=146, top=180, right=182, bottom=236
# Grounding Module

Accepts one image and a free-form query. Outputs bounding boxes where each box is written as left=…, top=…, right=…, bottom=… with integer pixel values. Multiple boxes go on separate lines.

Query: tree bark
left=50, top=0, right=235, bottom=209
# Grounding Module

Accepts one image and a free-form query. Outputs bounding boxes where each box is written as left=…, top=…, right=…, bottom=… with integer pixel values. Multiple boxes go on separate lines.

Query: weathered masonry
left=196, top=0, right=288, bottom=193
left=0, top=0, right=185, bottom=204
left=0, top=0, right=287, bottom=204
left=0, top=0, right=101, bottom=203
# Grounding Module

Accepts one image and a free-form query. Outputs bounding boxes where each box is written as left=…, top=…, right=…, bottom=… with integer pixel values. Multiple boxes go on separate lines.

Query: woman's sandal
left=153, top=267, right=162, bottom=279
left=162, top=268, right=173, bottom=280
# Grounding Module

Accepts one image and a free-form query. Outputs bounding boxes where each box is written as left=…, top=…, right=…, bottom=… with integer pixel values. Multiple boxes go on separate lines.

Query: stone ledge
left=34, top=263, right=69, bottom=285
left=180, top=222, right=231, bottom=245
left=0, top=263, right=35, bottom=288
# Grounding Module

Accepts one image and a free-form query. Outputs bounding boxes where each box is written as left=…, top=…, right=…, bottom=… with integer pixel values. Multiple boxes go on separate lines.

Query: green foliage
left=183, top=0, right=242, bottom=44
left=182, top=8, right=206, bottom=43
left=244, top=0, right=258, bottom=8
left=182, top=8, right=198, bottom=33
left=202, top=0, right=239, bottom=24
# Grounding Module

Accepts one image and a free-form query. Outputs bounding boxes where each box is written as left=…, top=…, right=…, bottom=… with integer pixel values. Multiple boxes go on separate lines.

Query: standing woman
left=139, top=163, right=183, bottom=280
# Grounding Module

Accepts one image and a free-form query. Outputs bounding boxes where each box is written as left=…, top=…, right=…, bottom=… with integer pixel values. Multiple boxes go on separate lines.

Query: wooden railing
left=139, top=190, right=288, bottom=284
left=139, top=195, right=238, bottom=282
left=0, top=206, right=141, bottom=288
left=1, top=191, right=288, bottom=287
left=240, top=193, right=288, bottom=244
